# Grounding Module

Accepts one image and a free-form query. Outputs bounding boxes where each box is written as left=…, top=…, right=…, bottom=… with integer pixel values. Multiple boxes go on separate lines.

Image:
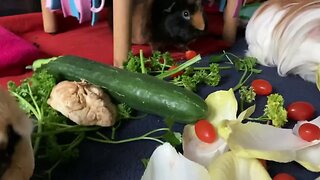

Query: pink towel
left=0, top=26, right=42, bottom=77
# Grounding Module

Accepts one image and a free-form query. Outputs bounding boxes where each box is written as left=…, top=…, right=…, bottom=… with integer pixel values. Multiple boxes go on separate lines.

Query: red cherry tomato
left=168, top=65, right=184, bottom=78
left=185, top=50, right=197, bottom=60
left=194, top=119, right=217, bottom=144
left=273, top=173, right=296, bottom=180
left=298, top=123, right=320, bottom=142
left=251, top=79, right=273, bottom=96
left=287, top=101, right=315, bottom=121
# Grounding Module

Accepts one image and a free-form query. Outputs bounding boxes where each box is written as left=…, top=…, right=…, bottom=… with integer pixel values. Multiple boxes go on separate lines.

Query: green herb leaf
left=162, top=131, right=182, bottom=147
left=263, top=93, right=288, bottom=127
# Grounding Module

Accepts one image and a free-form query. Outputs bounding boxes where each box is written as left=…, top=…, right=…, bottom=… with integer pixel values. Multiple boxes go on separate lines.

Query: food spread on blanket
left=6, top=50, right=320, bottom=179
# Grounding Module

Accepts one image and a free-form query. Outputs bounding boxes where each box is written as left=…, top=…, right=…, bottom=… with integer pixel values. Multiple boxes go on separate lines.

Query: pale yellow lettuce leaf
left=237, top=105, right=256, bottom=121
left=141, top=143, right=211, bottom=180
left=293, top=117, right=320, bottom=171
left=205, top=88, right=238, bottom=126
left=208, top=151, right=271, bottom=180
left=317, top=65, right=320, bottom=91
left=183, top=89, right=255, bottom=167
left=219, top=119, right=320, bottom=172
left=182, top=124, right=228, bottom=167
left=296, top=143, right=320, bottom=172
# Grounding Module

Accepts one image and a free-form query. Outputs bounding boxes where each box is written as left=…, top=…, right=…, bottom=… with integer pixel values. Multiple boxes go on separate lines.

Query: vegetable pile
left=6, top=50, right=320, bottom=179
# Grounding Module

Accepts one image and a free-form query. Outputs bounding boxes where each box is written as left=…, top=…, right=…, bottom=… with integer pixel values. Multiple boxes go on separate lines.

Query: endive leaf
left=208, top=151, right=272, bottom=180
left=221, top=121, right=316, bottom=162
left=293, top=116, right=320, bottom=171
left=296, top=143, right=320, bottom=172
left=205, top=88, right=238, bottom=126
left=220, top=119, right=320, bottom=172
left=237, top=105, right=256, bottom=121
left=141, top=143, right=211, bottom=180
left=317, top=65, right=320, bottom=91
left=182, top=124, right=228, bottom=167
left=292, top=116, right=320, bottom=136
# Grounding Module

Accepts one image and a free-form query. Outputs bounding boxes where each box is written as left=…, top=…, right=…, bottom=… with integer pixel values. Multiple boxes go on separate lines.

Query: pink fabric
left=61, top=0, right=73, bottom=17
left=0, top=26, right=42, bottom=77
left=75, top=0, right=92, bottom=23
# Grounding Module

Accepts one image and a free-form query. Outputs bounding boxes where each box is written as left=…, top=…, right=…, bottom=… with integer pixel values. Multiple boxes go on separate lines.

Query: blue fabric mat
left=48, top=38, right=320, bottom=180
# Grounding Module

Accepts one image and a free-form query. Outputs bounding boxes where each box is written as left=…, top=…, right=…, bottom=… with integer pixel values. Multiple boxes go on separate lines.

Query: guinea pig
left=245, top=0, right=320, bottom=83
left=0, top=88, right=34, bottom=180
left=149, top=0, right=207, bottom=50
left=107, top=0, right=207, bottom=50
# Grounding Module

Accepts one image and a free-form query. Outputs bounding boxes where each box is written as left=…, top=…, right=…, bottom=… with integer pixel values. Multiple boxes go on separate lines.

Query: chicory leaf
left=182, top=124, right=228, bottom=167
left=205, top=88, right=238, bottom=126
left=219, top=119, right=320, bottom=172
left=141, top=143, right=211, bottom=180
left=208, top=151, right=272, bottom=180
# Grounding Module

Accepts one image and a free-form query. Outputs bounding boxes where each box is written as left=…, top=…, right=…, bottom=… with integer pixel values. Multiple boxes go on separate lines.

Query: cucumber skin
left=41, top=56, right=208, bottom=123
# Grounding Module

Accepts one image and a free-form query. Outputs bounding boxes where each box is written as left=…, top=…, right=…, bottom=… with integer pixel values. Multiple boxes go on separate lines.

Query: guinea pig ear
left=163, top=2, right=176, bottom=13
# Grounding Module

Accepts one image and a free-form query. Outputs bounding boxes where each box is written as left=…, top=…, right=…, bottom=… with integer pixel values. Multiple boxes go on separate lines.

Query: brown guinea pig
left=0, top=88, right=34, bottom=180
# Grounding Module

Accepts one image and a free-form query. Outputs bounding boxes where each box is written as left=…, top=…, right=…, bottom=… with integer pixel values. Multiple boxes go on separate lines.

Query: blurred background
left=0, top=0, right=41, bottom=16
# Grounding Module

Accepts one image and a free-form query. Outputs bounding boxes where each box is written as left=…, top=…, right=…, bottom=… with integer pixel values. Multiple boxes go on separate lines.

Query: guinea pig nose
left=191, top=10, right=205, bottom=31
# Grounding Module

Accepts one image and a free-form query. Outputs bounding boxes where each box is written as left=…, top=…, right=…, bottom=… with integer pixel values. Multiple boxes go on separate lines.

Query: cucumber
left=36, top=55, right=208, bottom=123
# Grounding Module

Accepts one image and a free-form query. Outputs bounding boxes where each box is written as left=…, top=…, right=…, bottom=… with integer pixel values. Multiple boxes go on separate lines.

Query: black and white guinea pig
left=0, top=88, right=34, bottom=180
left=108, top=0, right=207, bottom=50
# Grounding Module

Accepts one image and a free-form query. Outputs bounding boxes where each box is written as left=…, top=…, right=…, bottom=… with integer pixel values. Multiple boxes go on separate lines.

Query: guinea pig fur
left=245, top=0, right=320, bottom=82
left=0, top=88, right=34, bottom=180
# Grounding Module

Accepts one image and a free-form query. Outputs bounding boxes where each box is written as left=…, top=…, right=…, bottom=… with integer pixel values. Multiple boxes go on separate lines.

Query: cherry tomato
left=185, top=50, right=197, bottom=60
left=251, top=79, right=273, bottom=96
left=194, top=119, right=217, bottom=144
left=168, top=65, right=184, bottom=78
left=298, top=123, right=320, bottom=142
left=273, top=173, right=296, bottom=180
left=287, top=101, right=315, bottom=121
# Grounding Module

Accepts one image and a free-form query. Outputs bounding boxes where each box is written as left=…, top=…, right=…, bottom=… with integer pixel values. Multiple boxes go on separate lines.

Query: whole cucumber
left=36, top=55, right=208, bottom=123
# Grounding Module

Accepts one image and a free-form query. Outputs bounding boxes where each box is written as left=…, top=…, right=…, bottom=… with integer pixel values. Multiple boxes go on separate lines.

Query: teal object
left=49, top=0, right=61, bottom=10
left=219, top=0, right=227, bottom=12
left=69, top=0, right=80, bottom=20
left=91, top=0, right=100, bottom=26
left=239, top=2, right=261, bottom=20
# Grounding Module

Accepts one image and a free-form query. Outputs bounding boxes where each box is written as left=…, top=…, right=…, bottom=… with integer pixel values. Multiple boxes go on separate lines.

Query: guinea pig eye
left=182, top=10, right=190, bottom=20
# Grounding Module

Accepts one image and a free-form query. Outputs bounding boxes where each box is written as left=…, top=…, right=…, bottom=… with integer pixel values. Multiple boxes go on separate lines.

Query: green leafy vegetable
left=124, top=51, right=174, bottom=74
left=7, top=70, right=99, bottom=179
left=171, top=63, right=221, bottom=91
left=88, top=118, right=182, bottom=147
left=124, top=50, right=222, bottom=91
left=248, top=93, right=288, bottom=127
left=212, top=51, right=262, bottom=91
left=239, top=86, right=256, bottom=111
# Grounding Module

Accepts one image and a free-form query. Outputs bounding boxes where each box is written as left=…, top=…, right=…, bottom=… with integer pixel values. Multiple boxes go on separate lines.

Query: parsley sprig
left=248, top=93, right=288, bottom=127
left=8, top=71, right=99, bottom=178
